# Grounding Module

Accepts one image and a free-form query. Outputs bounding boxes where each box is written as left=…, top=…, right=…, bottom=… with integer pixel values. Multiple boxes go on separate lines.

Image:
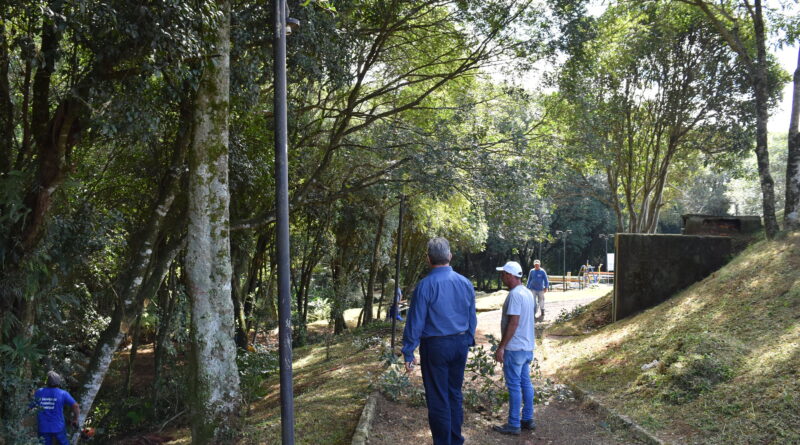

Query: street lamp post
left=391, top=195, right=405, bottom=351
left=273, top=1, right=299, bottom=443
left=598, top=234, right=614, bottom=283
left=599, top=234, right=612, bottom=258
left=555, top=230, right=572, bottom=291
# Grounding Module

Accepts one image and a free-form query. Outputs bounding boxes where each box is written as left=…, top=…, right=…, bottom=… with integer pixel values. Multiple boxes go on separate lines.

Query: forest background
left=1, top=0, right=799, bottom=443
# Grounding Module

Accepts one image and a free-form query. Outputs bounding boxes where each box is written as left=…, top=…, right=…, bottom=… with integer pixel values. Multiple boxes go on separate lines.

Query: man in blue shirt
left=526, top=259, right=549, bottom=320
left=402, top=237, right=477, bottom=445
left=32, top=371, right=80, bottom=445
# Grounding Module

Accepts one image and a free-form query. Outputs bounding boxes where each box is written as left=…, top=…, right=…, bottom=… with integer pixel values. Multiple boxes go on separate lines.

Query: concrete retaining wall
left=613, top=234, right=732, bottom=321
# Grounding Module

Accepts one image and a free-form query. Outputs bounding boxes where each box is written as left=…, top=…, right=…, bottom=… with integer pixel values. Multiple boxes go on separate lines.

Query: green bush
left=555, top=304, right=588, bottom=324
left=237, top=346, right=279, bottom=405
left=463, top=335, right=506, bottom=414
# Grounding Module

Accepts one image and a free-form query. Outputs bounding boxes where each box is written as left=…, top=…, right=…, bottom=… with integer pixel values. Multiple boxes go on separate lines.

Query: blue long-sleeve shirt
left=526, top=268, right=549, bottom=291
left=401, top=266, right=477, bottom=362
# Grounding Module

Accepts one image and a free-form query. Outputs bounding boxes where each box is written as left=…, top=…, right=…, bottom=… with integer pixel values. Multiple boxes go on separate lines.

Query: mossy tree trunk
left=363, top=211, right=386, bottom=325
left=785, top=46, right=800, bottom=230
left=185, top=1, right=242, bottom=442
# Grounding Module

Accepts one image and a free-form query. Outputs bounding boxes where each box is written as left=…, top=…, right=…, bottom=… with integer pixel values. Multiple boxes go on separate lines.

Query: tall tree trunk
left=752, top=0, right=778, bottom=238
left=376, top=271, right=386, bottom=320
left=124, top=314, right=143, bottom=396
left=785, top=46, right=800, bottom=230
left=153, top=264, right=178, bottom=414
left=231, top=242, right=250, bottom=349
left=74, top=237, right=182, bottom=442
left=73, top=88, right=190, bottom=437
left=363, top=212, right=386, bottom=325
left=0, top=20, right=12, bottom=173
left=186, top=1, right=241, bottom=441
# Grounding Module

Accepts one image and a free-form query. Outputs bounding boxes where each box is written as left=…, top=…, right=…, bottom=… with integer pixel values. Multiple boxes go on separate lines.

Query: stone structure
left=681, top=214, right=762, bottom=236
left=612, top=234, right=732, bottom=321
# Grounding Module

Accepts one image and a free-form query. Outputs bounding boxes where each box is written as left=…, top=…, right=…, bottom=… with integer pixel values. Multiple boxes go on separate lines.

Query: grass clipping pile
left=542, top=232, right=800, bottom=445
left=547, top=291, right=613, bottom=336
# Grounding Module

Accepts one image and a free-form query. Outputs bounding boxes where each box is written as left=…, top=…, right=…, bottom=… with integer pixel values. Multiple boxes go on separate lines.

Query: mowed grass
left=240, top=324, right=388, bottom=444
left=542, top=232, right=800, bottom=444
left=164, top=323, right=391, bottom=445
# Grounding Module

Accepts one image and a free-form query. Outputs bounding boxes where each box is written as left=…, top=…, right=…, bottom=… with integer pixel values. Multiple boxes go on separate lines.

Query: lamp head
left=286, top=17, right=300, bottom=34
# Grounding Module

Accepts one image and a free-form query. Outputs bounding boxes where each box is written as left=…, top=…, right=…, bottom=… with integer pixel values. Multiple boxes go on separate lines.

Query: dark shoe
left=521, top=419, right=536, bottom=430
left=492, top=423, right=521, bottom=435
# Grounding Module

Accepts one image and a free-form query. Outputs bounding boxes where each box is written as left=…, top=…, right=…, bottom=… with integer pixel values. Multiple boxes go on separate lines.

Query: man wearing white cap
left=526, top=259, right=549, bottom=320
left=492, top=261, right=536, bottom=436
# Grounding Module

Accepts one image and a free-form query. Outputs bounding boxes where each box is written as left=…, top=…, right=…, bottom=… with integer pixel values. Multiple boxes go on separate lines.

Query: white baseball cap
left=533, top=259, right=541, bottom=265
left=496, top=261, right=523, bottom=277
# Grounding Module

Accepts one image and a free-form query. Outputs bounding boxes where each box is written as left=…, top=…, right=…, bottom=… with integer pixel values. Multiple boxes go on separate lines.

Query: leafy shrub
left=377, top=367, right=413, bottom=402
left=463, top=334, right=506, bottom=414
left=0, top=336, right=44, bottom=445
left=237, top=346, right=279, bottom=405
left=351, top=335, right=384, bottom=351
left=555, top=304, right=588, bottom=324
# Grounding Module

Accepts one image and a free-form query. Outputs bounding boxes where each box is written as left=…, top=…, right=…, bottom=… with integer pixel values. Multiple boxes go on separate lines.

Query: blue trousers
left=419, top=333, right=471, bottom=445
left=503, top=349, right=534, bottom=428
left=39, top=429, right=69, bottom=445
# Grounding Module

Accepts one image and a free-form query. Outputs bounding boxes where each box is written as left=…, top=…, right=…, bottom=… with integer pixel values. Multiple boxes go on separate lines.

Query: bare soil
left=369, top=393, right=643, bottom=445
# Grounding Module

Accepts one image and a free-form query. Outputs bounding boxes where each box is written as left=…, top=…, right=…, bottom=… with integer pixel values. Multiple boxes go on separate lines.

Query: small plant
left=555, top=304, right=588, bottom=323
left=237, top=345, right=279, bottom=406
left=463, top=335, right=507, bottom=414
left=351, top=335, right=383, bottom=351
left=377, top=366, right=413, bottom=402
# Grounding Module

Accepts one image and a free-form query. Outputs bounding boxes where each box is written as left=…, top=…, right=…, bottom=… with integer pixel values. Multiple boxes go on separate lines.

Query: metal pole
left=273, top=0, right=294, bottom=442
left=391, top=195, right=405, bottom=351
left=562, top=235, right=566, bottom=291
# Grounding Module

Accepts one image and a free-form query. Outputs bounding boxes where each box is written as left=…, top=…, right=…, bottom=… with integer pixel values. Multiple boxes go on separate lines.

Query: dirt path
left=369, top=288, right=643, bottom=445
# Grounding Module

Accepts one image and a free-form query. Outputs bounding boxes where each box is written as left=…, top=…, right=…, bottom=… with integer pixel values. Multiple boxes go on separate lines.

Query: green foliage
left=463, top=334, right=507, bottom=413
left=0, top=336, right=42, bottom=445
left=237, top=346, right=280, bottom=405
left=554, top=304, right=588, bottom=324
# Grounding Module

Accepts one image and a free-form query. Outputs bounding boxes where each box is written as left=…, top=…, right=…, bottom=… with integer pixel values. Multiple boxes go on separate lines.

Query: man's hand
left=405, top=358, right=417, bottom=373
left=494, top=346, right=504, bottom=363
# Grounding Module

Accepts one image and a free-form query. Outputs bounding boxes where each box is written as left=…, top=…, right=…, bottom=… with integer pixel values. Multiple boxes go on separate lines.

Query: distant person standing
left=493, top=261, right=537, bottom=436
left=526, top=259, right=549, bottom=320
left=32, top=371, right=80, bottom=445
left=388, top=287, right=404, bottom=321
left=402, top=237, right=477, bottom=445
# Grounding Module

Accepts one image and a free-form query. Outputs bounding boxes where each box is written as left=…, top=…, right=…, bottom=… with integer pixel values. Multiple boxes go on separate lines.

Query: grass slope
left=240, top=325, right=388, bottom=444
left=542, top=232, right=800, bottom=445
left=164, top=324, right=389, bottom=445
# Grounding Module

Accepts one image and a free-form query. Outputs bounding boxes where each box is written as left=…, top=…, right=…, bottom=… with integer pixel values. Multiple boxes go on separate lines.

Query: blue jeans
left=419, top=332, right=471, bottom=445
left=503, top=349, right=534, bottom=428
left=39, top=429, right=69, bottom=445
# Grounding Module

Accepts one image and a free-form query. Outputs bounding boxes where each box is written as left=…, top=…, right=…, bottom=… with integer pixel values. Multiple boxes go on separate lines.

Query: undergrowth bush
left=237, top=345, right=279, bottom=405
left=463, top=334, right=507, bottom=414
left=555, top=304, right=588, bottom=324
